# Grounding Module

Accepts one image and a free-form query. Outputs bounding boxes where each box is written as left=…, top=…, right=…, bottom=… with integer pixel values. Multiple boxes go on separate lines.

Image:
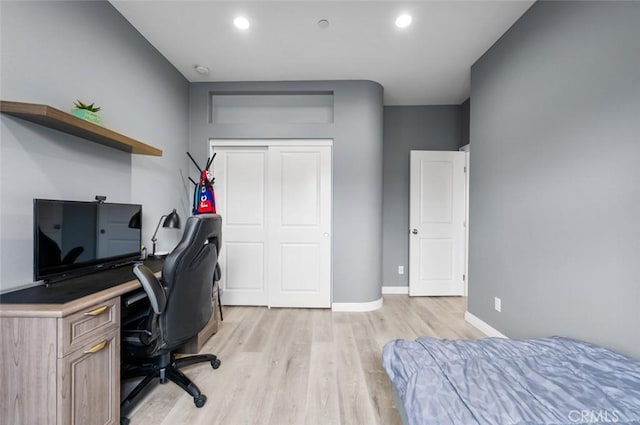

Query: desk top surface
left=0, top=259, right=162, bottom=318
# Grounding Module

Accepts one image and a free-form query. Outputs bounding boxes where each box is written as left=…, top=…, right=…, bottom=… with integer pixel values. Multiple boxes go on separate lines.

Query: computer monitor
left=34, top=199, right=142, bottom=283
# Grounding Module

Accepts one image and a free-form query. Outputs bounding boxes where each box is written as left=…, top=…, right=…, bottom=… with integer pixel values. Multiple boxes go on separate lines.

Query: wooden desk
left=0, top=272, right=220, bottom=425
left=0, top=278, right=134, bottom=425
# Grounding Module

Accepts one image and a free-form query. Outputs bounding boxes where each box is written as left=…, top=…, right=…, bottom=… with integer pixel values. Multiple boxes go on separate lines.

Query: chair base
left=121, top=352, right=221, bottom=421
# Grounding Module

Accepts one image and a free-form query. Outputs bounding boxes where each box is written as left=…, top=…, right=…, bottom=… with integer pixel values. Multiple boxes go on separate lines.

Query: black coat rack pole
left=186, top=152, right=202, bottom=172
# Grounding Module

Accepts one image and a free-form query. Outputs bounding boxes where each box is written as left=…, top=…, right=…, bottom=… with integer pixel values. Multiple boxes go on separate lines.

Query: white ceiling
left=111, top=1, right=534, bottom=105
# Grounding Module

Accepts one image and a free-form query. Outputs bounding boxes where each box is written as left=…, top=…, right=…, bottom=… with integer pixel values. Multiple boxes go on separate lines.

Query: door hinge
left=464, top=166, right=467, bottom=173
left=463, top=274, right=466, bottom=281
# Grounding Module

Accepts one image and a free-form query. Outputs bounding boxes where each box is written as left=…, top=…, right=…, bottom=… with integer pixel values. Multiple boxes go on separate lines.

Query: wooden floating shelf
left=0, top=100, right=162, bottom=156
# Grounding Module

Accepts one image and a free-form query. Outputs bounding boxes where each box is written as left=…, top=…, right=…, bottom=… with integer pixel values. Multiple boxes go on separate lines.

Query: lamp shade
left=151, top=208, right=181, bottom=257
left=162, top=209, right=181, bottom=229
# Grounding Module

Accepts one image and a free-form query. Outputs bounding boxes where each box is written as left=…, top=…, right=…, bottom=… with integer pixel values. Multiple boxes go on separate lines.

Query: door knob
left=411, top=229, right=418, bottom=235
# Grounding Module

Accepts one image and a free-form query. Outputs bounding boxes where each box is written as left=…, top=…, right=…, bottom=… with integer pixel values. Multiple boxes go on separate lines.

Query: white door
left=215, top=147, right=269, bottom=305
left=268, top=146, right=332, bottom=308
left=409, top=151, right=466, bottom=296
left=213, top=142, right=332, bottom=308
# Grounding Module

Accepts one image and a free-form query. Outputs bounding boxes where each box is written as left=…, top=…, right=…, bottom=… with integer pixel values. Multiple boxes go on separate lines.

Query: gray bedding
left=382, top=337, right=640, bottom=425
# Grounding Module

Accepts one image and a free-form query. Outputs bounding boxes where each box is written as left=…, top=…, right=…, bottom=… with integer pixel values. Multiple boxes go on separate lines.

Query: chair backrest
left=160, top=214, right=222, bottom=347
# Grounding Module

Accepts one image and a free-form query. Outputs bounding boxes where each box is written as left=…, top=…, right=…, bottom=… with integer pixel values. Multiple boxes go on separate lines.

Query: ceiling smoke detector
left=194, top=65, right=210, bottom=75
left=317, top=19, right=330, bottom=29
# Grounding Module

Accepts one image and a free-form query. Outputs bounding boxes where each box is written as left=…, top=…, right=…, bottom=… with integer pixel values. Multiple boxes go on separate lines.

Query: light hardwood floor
left=126, top=295, right=485, bottom=425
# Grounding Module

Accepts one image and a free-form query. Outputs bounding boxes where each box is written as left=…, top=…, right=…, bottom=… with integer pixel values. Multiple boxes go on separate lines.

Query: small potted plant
left=71, top=100, right=101, bottom=125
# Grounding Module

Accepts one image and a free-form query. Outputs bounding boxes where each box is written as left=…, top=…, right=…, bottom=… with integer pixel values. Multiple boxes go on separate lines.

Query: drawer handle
left=84, top=305, right=109, bottom=316
left=84, top=340, right=108, bottom=354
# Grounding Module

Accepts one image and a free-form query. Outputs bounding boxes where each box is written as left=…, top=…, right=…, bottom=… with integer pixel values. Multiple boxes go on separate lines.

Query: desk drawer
left=58, top=297, right=120, bottom=357
left=58, top=329, right=120, bottom=425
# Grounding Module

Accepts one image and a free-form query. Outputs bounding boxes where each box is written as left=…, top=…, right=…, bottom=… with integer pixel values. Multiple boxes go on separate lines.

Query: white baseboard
left=382, top=286, right=409, bottom=295
left=464, top=311, right=508, bottom=338
left=332, top=296, right=383, bottom=312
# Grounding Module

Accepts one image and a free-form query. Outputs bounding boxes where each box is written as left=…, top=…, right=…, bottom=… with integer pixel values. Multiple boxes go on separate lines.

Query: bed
left=382, top=336, right=640, bottom=425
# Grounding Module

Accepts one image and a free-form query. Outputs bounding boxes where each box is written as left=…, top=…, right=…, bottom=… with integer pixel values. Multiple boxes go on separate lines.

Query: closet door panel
left=213, top=143, right=332, bottom=308
left=215, top=148, right=268, bottom=306
left=268, top=146, right=331, bottom=308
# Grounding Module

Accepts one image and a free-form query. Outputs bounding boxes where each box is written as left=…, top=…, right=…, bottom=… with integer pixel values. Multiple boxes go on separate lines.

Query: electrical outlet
left=494, top=297, right=502, bottom=312
left=398, top=265, right=405, bottom=275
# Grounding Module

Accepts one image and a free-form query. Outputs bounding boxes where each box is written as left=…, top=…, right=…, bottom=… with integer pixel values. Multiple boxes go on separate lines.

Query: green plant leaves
left=73, top=99, right=101, bottom=112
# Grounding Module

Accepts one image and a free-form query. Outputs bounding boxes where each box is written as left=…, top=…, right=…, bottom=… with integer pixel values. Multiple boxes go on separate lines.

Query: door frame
left=211, top=139, right=333, bottom=147
left=209, top=139, right=334, bottom=308
left=459, top=144, right=470, bottom=296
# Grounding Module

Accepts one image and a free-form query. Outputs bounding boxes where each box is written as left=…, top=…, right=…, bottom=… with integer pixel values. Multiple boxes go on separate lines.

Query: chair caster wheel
left=211, top=358, right=221, bottom=369
left=194, top=394, right=207, bottom=408
left=120, top=417, right=130, bottom=425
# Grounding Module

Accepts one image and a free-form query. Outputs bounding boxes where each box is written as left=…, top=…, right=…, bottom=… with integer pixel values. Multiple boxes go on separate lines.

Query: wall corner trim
left=382, top=286, right=409, bottom=295
left=332, top=297, right=383, bottom=312
left=464, top=311, right=508, bottom=338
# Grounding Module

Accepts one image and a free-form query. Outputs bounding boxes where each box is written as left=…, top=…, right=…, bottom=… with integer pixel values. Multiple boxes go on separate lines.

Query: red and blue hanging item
left=187, top=152, right=217, bottom=215
left=196, top=170, right=216, bottom=214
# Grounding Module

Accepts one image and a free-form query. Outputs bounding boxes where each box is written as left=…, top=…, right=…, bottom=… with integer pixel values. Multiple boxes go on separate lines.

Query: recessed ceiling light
left=194, top=65, right=210, bottom=75
left=234, top=16, right=250, bottom=30
left=395, top=14, right=412, bottom=28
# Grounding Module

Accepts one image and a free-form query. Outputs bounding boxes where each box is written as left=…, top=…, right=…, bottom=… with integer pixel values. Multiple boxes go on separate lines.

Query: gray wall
left=189, top=81, right=384, bottom=304
left=0, top=1, right=189, bottom=292
left=468, top=1, right=640, bottom=358
left=382, top=106, right=462, bottom=286
left=460, top=98, right=470, bottom=148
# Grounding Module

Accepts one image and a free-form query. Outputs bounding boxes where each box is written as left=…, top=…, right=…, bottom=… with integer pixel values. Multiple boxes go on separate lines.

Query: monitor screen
left=34, top=199, right=142, bottom=283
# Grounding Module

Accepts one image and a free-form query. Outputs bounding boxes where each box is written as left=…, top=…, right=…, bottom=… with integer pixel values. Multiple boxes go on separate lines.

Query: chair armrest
left=133, top=264, right=167, bottom=315
left=214, top=263, right=222, bottom=282
left=122, top=328, right=154, bottom=346
left=122, top=329, right=153, bottom=337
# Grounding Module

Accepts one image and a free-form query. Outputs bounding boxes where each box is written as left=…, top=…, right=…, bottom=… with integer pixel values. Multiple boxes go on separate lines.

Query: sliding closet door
left=268, top=146, right=332, bottom=308
left=213, top=143, right=332, bottom=308
left=215, top=147, right=268, bottom=306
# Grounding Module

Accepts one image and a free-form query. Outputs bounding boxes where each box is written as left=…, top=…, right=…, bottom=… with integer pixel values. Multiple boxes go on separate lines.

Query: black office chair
left=120, top=214, right=222, bottom=418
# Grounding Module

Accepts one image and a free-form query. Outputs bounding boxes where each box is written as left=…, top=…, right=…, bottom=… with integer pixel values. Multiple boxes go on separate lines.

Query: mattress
left=382, top=336, right=640, bottom=425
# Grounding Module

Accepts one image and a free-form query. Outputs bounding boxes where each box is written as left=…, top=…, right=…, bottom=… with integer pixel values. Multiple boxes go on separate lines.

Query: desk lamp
left=151, top=208, right=181, bottom=257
